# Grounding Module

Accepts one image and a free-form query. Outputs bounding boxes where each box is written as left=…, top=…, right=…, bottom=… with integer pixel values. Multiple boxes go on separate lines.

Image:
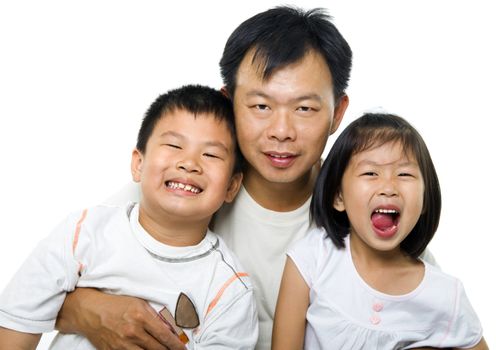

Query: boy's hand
left=56, top=288, right=187, bottom=350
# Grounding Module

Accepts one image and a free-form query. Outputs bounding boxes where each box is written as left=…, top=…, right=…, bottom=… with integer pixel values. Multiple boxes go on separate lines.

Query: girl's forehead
left=352, top=141, right=418, bottom=164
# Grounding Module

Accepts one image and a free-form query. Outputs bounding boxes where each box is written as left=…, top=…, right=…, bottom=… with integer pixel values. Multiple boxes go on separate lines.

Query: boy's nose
left=176, top=157, right=202, bottom=174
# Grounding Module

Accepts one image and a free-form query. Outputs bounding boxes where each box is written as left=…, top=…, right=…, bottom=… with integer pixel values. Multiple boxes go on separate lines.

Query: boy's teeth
left=167, top=181, right=201, bottom=193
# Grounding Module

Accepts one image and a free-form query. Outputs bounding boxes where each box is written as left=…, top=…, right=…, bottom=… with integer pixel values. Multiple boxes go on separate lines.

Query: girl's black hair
left=310, top=113, right=441, bottom=258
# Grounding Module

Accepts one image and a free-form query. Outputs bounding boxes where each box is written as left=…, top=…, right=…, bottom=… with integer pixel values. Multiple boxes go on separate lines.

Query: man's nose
left=266, top=110, right=297, bottom=142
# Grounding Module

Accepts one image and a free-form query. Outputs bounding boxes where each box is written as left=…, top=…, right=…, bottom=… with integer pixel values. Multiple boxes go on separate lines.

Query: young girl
left=272, top=113, right=488, bottom=349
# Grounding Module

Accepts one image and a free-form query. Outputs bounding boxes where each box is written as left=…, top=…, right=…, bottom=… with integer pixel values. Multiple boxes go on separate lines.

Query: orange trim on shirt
left=205, top=272, right=249, bottom=317
left=72, top=209, right=88, bottom=255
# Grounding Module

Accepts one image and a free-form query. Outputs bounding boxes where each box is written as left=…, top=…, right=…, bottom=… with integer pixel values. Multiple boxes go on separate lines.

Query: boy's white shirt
left=0, top=203, right=258, bottom=349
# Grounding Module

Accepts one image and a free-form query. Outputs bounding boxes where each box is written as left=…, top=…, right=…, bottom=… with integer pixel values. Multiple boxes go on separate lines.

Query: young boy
left=0, top=85, right=258, bottom=349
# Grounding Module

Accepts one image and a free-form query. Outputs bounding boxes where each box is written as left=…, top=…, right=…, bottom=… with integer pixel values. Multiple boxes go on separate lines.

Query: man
left=56, top=6, right=351, bottom=350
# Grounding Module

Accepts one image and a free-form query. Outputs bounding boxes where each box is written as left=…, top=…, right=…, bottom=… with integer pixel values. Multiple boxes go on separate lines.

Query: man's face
left=233, top=50, right=347, bottom=187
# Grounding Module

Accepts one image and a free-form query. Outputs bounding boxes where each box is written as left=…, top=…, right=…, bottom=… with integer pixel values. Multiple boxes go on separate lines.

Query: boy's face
left=232, top=49, right=348, bottom=188
left=131, top=110, right=242, bottom=224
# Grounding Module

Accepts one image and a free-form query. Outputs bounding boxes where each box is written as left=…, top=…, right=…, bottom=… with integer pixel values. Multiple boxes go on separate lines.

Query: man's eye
left=297, top=106, right=313, bottom=112
left=253, top=104, right=269, bottom=111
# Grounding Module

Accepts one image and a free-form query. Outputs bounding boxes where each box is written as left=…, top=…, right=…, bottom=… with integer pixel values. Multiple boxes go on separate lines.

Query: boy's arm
left=272, top=257, right=309, bottom=350
left=0, top=327, right=41, bottom=350
left=56, top=288, right=186, bottom=350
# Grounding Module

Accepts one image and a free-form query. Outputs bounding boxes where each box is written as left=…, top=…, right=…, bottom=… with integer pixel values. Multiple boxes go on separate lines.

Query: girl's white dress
left=288, top=227, right=483, bottom=349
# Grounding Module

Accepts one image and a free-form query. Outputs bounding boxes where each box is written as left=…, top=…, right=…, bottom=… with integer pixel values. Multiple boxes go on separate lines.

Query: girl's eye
left=361, top=172, right=377, bottom=176
left=399, top=173, right=414, bottom=177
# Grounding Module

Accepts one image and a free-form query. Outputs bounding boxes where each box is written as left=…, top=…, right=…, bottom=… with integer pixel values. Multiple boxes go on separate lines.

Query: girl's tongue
left=371, top=212, right=398, bottom=238
left=371, top=213, right=395, bottom=230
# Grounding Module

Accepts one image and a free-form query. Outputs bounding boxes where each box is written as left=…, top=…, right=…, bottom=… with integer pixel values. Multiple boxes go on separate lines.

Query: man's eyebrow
left=245, top=91, right=322, bottom=102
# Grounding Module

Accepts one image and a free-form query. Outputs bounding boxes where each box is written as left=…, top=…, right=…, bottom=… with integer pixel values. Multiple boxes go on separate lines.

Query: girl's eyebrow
left=356, top=159, right=418, bottom=167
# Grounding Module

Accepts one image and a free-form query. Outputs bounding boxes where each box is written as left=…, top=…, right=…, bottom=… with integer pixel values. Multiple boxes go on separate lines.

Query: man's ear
left=131, top=148, right=144, bottom=183
left=329, top=94, right=349, bottom=135
left=220, top=86, right=231, bottom=99
left=333, top=191, right=346, bottom=212
left=224, top=172, right=243, bottom=203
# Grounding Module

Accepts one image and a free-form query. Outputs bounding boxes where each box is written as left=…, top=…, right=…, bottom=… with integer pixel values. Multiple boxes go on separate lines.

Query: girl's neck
left=349, top=234, right=425, bottom=296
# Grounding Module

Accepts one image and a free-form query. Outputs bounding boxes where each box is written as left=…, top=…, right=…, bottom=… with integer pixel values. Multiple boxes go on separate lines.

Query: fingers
left=141, top=303, right=187, bottom=350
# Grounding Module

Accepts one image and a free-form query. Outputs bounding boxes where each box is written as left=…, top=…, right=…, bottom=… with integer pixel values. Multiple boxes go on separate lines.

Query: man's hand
left=56, top=288, right=187, bottom=350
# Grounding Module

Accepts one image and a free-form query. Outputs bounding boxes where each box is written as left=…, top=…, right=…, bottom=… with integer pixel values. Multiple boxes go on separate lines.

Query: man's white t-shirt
left=213, top=186, right=311, bottom=350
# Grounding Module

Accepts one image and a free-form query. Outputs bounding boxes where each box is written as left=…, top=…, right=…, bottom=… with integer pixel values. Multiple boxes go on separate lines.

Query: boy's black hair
left=219, top=6, right=352, bottom=101
left=311, top=113, right=441, bottom=259
left=136, top=84, right=243, bottom=174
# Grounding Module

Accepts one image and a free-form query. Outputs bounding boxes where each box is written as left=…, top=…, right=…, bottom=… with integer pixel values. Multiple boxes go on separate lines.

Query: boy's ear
left=333, top=191, right=346, bottom=212
left=224, top=172, right=243, bottom=203
left=329, top=94, right=349, bottom=135
left=131, top=148, right=144, bottom=183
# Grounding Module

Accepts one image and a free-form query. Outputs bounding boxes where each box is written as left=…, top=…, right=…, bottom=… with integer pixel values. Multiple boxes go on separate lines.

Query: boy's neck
left=138, top=205, right=209, bottom=247
left=242, top=162, right=319, bottom=212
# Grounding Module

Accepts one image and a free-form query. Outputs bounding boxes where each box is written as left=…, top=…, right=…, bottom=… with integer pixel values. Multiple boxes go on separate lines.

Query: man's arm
left=0, top=327, right=41, bottom=350
left=56, top=288, right=186, bottom=350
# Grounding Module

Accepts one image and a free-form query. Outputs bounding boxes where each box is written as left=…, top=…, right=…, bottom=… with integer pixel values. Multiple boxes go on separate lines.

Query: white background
left=0, top=1, right=494, bottom=348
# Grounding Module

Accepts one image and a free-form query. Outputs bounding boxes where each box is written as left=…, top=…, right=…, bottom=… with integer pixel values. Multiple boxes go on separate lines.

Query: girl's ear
left=333, top=191, right=346, bottom=212
left=224, top=172, right=243, bottom=203
left=131, top=148, right=144, bottom=183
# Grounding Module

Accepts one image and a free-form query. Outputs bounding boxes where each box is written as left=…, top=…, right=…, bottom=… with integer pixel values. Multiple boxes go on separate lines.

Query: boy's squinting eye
left=361, top=171, right=377, bottom=177
left=166, top=144, right=181, bottom=149
left=203, top=153, right=221, bottom=159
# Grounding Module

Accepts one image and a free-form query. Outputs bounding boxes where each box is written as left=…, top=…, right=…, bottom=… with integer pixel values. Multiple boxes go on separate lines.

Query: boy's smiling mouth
left=165, top=181, right=203, bottom=194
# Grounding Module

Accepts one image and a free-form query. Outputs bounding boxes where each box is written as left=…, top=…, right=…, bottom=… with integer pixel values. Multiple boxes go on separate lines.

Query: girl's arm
left=0, top=327, right=41, bottom=350
left=272, top=257, right=310, bottom=350
left=454, top=337, right=489, bottom=350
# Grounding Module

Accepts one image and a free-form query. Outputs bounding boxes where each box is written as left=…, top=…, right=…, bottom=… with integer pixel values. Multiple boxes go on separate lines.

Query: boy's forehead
left=155, top=109, right=234, bottom=141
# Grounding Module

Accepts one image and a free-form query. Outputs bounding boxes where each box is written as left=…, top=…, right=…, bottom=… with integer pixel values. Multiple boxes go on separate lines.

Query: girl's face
left=334, top=141, right=425, bottom=254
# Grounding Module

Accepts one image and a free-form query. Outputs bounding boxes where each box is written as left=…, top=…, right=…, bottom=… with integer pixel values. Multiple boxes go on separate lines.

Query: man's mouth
left=165, top=181, right=202, bottom=194
left=265, top=152, right=297, bottom=168
left=371, top=208, right=400, bottom=238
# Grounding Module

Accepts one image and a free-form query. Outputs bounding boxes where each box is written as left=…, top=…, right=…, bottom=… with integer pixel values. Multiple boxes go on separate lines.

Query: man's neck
left=242, top=163, right=319, bottom=212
